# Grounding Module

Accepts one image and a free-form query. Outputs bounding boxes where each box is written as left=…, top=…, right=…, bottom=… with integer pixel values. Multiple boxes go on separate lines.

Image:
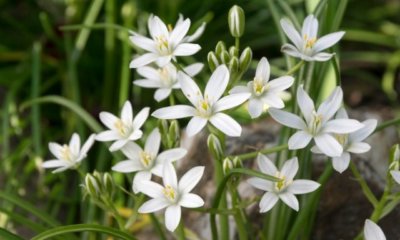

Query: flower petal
left=154, top=88, right=172, bottom=102
left=323, top=119, right=364, bottom=134
left=280, top=18, right=302, bottom=49
left=263, top=94, right=285, bottom=109
left=257, top=154, right=278, bottom=176
left=165, top=205, right=181, bottom=232
left=129, top=35, right=156, bottom=52
left=214, top=93, right=250, bottom=112
left=247, top=177, right=273, bottom=192
left=205, top=65, right=230, bottom=104
left=148, top=15, right=169, bottom=39
left=255, top=57, right=270, bottom=82
left=259, top=192, right=279, bottom=213
left=78, top=134, right=96, bottom=160
left=130, top=53, right=158, bottom=68
left=163, top=163, right=178, bottom=189
left=279, top=192, right=299, bottom=211
left=268, top=108, right=307, bottom=130
left=69, top=133, right=80, bottom=156
left=178, top=71, right=202, bottom=106
left=42, top=160, right=67, bottom=169
left=364, top=219, right=386, bottom=240
left=347, top=142, right=371, bottom=153
left=170, top=18, right=190, bottom=46
left=109, top=139, right=128, bottom=152
left=349, top=119, right=377, bottom=142
left=281, top=43, right=302, bottom=58
left=268, top=76, right=294, bottom=92
left=288, top=131, right=312, bottom=150
left=183, top=22, right=206, bottom=42
left=137, top=66, right=160, bottom=80
left=332, top=152, right=350, bottom=173
left=157, top=148, right=187, bottom=163
left=136, top=180, right=164, bottom=198
left=248, top=98, right=264, bottom=119
left=311, top=52, right=335, bottom=61
left=288, top=180, right=320, bottom=194
left=121, top=142, right=142, bottom=159
left=133, top=107, right=150, bottom=130
left=156, top=55, right=172, bottom=67
left=281, top=157, right=299, bottom=180
left=229, top=86, right=249, bottom=94
left=314, top=133, right=343, bottom=157
left=95, top=130, right=120, bottom=141
left=317, top=87, right=343, bottom=121
left=179, top=193, right=204, bottom=208
left=209, top=112, right=241, bottom=137
left=186, top=116, right=207, bottom=137
left=174, top=43, right=201, bottom=56
left=112, top=160, right=143, bottom=173
left=133, top=171, right=152, bottom=193
left=301, top=15, right=318, bottom=39
left=121, top=101, right=133, bottom=123
left=178, top=166, right=204, bottom=193
left=152, top=105, right=196, bottom=119
left=145, top=128, right=161, bottom=156
left=297, top=86, right=315, bottom=124
left=183, top=63, right=203, bottom=77
left=134, top=79, right=162, bottom=88
left=99, top=112, right=119, bottom=130
left=390, top=171, right=400, bottom=185
left=313, top=31, right=345, bottom=53
left=138, top=198, right=170, bottom=213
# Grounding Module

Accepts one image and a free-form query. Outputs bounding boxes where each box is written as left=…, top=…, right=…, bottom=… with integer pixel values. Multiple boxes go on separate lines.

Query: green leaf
left=0, top=228, right=24, bottom=240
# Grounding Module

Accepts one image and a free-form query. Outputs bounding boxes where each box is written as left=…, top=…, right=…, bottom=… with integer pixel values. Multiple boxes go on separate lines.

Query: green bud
left=168, top=120, right=181, bottom=148
left=223, top=158, right=234, bottom=175
left=207, top=134, right=224, bottom=160
left=389, top=144, right=400, bottom=170
left=215, top=41, right=226, bottom=56
left=121, top=1, right=137, bottom=22
left=103, top=173, right=115, bottom=197
left=220, top=50, right=230, bottom=65
left=232, top=156, right=243, bottom=168
left=207, top=51, right=219, bottom=71
left=229, top=46, right=239, bottom=58
left=158, top=120, right=170, bottom=148
left=85, top=174, right=100, bottom=198
left=239, top=47, right=252, bottom=72
left=229, top=57, right=239, bottom=73
left=228, top=5, right=245, bottom=38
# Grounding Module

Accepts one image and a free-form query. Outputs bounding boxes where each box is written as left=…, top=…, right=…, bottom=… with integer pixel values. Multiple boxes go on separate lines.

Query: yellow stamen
left=163, top=185, right=176, bottom=201
left=334, top=134, right=348, bottom=146
left=167, top=24, right=173, bottom=32
left=114, top=119, right=126, bottom=136
left=303, top=34, right=317, bottom=48
left=61, top=144, right=72, bottom=161
left=140, top=151, right=153, bottom=167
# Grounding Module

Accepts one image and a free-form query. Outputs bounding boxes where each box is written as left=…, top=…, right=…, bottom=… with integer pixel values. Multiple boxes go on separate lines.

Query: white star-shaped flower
left=247, top=154, right=320, bottom=212
left=129, top=14, right=202, bottom=68
left=134, top=62, right=203, bottom=102
left=138, top=163, right=204, bottom=232
left=280, top=14, right=345, bottom=61
left=364, top=219, right=386, bottom=240
left=95, top=101, right=149, bottom=152
left=112, top=128, right=187, bottom=193
left=269, top=86, right=364, bottom=157
left=42, top=133, right=96, bottom=173
left=152, top=65, right=250, bottom=137
left=230, top=57, right=294, bottom=118
left=312, top=108, right=377, bottom=173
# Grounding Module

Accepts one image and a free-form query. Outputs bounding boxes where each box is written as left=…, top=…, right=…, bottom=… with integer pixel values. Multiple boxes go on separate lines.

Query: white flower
left=112, top=128, right=187, bottom=193
left=230, top=57, right=294, bottom=118
left=95, top=101, right=149, bottom=152
left=138, top=163, right=204, bottom=232
left=42, top=133, right=96, bottom=173
left=280, top=14, right=345, bottom=61
left=176, top=14, right=206, bottom=43
left=129, top=15, right=202, bottom=68
left=134, top=62, right=203, bottom=102
left=364, top=219, right=386, bottom=240
left=152, top=65, right=250, bottom=137
left=312, top=108, right=377, bottom=173
left=269, top=86, right=364, bottom=157
left=247, top=155, right=320, bottom=212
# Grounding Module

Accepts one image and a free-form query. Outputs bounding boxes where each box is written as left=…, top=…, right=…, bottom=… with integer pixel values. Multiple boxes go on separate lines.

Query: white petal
left=128, top=130, right=143, bottom=141
left=134, top=79, right=162, bottom=88
left=186, top=116, right=207, bottom=137
left=69, top=133, right=80, bottom=156
left=165, top=205, right=181, bottom=232
left=347, top=142, right=371, bottom=153
left=95, top=130, right=120, bottom=141
left=349, top=119, right=377, bottom=142
left=112, top=160, right=143, bottom=173
left=248, top=98, right=264, bottom=118
left=99, top=112, right=119, bottom=130
left=288, top=131, right=312, bottom=150
left=129, top=35, right=156, bottom=52
left=229, top=86, right=249, bottom=94
left=280, top=18, right=302, bottom=49
left=297, top=86, right=315, bottom=124
left=209, top=112, right=241, bottom=137
left=268, top=108, right=307, bottom=130
left=323, top=119, right=364, bottom=134
left=183, top=22, right=206, bottom=42
left=247, top=177, right=273, bottom=192
left=148, top=15, right=169, bottom=39
left=170, top=18, right=190, bottom=45
left=178, top=166, right=204, bottom=193
left=288, top=180, right=320, bottom=194
left=52, top=166, right=71, bottom=173
left=255, top=57, right=270, bottom=82
left=154, top=88, right=171, bottom=102
left=155, top=55, right=172, bottom=67
left=179, top=193, right=204, bottom=208
left=157, top=148, right=187, bottom=162
left=80, top=134, right=96, bottom=158
left=259, top=192, right=279, bottom=213
left=257, top=154, right=278, bottom=176
left=332, top=152, right=351, bottom=173
left=263, top=94, right=285, bottom=109
left=136, top=180, right=164, bottom=198
left=133, top=107, right=150, bottom=130
left=311, top=52, right=334, bottom=61
left=178, top=71, right=202, bottom=106
left=364, top=219, right=386, bottom=240
left=279, top=192, right=299, bottom=211
left=183, top=63, right=203, bottom=77
left=133, top=171, right=152, bottom=193
left=310, top=145, right=323, bottom=154
left=336, top=108, right=349, bottom=119
left=152, top=105, right=196, bottom=119
left=314, top=133, right=343, bottom=157
left=313, top=31, right=345, bottom=53
left=281, top=157, right=299, bottom=180
left=317, top=87, right=343, bottom=121
left=109, top=139, right=128, bottom=152
left=205, top=65, right=230, bottom=104
left=390, top=171, right=400, bottom=185
left=48, top=142, right=63, bottom=159
left=121, top=101, right=133, bottom=123
left=130, top=53, right=158, bottom=68
left=145, top=128, right=161, bottom=156
left=281, top=44, right=302, bottom=58
left=173, top=43, right=201, bottom=56
left=138, top=198, right=170, bottom=213
left=120, top=141, right=142, bottom=158
left=137, top=66, right=160, bottom=80
left=301, top=15, right=318, bottom=39
left=163, top=163, right=178, bottom=189
left=267, top=76, right=294, bottom=92
left=214, top=93, right=250, bottom=112
left=42, top=160, right=67, bottom=169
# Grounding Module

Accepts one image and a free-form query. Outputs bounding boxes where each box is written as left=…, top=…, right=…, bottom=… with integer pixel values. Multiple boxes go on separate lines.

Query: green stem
left=235, top=37, right=240, bottom=51
left=149, top=213, right=167, bottom=240
left=169, top=93, right=176, bottom=106
left=349, top=161, right=379, bottom=207
left=233, top=144, right=288, bottom=160
left=286, top=60, right=305, bottom=76
left=230, top=187, right=248, bottom=240
left=177, top=221, right=186, bottom=240
left=31, top=42, right=42, bottom=156
left=374, top=117, right=400, bottom=133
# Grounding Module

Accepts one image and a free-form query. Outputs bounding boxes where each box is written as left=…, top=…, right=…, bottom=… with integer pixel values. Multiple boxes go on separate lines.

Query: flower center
left=158, top=66, right=174, bottom=87
left=61, top=144, right=73, bottom=162
left=114, top=119, right=132, bottom=138
left=252, top=78, right=267, bottom=96
left=163, top=185, right=176, bottom=202
left=334, top=134, right=348, bottom=147
left=155, top=35, right=170, bottom=55
left=139, top=151, right=154, bottom=168
left=197, top=96, right=212, bottom=118
left=303, top=34, right=317, bottom=49
left=274, top=171, right=292, bottom=192
left=309, top=111, right=323, bottom=135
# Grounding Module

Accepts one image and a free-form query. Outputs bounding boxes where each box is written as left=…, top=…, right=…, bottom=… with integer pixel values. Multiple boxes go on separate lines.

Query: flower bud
left=207, top=134, right=224, bottom=160
left=228, top=5, right=245, bottom=38
left=169, top=120, right=181, bottom=148
left=223, top=158, right=233, bottom=175
left=158, top=120, right=170, bottom=148
left=85, top=174, right=100, bottom=198
left=239, top=47, right=252, bottom=72
left=229, top=57, right=239, bottom=73
left=229, top=46, right=239, bottom=58
left=232, top=156, right=243, bottom=168
left=215, top=41, right=226, bottom=56
left=389, top=144, right=400, bottom=170
left=103, top=173, right=115, bottom=197
left=220, top=50, right=230, bottom=65
left=207, top=51, right=219, bottom=71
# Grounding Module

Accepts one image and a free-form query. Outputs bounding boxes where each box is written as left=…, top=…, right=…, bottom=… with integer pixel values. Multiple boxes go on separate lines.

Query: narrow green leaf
left=0, top=228, right=24, bottom=240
